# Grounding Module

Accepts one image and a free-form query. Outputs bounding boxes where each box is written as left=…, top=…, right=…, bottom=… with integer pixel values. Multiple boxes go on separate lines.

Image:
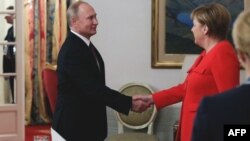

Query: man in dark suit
left=3, top=6, right=15, bottom=103
left=52, top=1, right=149, bottom=141
left=192, top=10, right=250, bottom=141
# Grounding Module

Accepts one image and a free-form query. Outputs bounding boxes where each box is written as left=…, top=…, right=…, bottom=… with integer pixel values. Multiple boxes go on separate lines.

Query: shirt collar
left=71, top=30, right=90, bottom=46
left=244, top=77, right=250, bottom=85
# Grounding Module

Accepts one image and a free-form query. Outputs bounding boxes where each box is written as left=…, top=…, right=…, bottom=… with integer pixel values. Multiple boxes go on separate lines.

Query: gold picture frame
left=151, top=0, right=246, bottom=68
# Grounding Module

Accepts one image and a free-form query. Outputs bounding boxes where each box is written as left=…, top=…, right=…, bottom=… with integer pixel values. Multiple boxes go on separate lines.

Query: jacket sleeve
left=152, top=80, right=186, bottom=110
left=211, top=46, right=240, bottom=92
left=59, top=39, right=132, bottom=115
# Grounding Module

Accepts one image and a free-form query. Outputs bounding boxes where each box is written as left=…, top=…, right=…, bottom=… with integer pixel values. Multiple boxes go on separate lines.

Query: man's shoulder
left=202, top=85, right=250, bottom=111
left=64, top=33, right=87, bottom=47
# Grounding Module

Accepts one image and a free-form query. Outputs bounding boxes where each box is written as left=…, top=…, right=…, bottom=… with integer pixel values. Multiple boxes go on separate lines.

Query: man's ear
left=70, top=17, right=78, bottom=26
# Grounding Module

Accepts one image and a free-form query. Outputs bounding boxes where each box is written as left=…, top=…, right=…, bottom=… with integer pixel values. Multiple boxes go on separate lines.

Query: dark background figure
left=3, top=5, right=15, bottom=103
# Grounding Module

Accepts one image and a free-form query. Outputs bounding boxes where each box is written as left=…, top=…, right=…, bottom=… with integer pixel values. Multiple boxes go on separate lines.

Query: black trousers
left=3, top=55, right=15, bottom=103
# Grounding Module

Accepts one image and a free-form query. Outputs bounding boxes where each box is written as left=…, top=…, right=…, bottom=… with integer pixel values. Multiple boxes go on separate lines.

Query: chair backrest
left=42, top=64, right=58, bottom=114
left=115, top=83, right=157, bottom=134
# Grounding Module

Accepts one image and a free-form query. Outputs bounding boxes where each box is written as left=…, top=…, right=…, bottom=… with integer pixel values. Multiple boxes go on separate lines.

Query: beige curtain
left=24, top=0, right=67, bottom=125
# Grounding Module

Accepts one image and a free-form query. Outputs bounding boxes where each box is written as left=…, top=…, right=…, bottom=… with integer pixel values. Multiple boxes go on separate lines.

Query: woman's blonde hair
left=191, top=3, right=231, bottom=40
left=232, top=10, right=250, bottom=57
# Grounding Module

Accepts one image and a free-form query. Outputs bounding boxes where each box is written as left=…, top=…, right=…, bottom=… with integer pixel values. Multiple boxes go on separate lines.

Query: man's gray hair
left=67, top=1, right=89, bottom=26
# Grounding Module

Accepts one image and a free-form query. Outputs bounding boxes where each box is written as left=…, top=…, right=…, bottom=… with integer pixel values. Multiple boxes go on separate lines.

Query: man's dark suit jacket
left=3, top=26, right=15, bottom=102
left=192, top=82, right=250, bottom=141
left=52, top=32, right=132, bottom=141
left=3, top=26, right=15, bottom=73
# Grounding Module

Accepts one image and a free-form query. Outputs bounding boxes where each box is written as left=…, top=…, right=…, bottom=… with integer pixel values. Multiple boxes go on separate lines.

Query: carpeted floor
left=25, top=124, right=52, bottom=141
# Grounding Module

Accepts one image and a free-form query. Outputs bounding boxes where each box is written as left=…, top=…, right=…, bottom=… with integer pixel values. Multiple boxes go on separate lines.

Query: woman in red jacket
left=136, top=3, right=240, bottom=141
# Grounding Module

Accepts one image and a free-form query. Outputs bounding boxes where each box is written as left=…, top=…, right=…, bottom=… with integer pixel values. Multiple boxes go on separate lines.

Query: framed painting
left=151, top=0, right=245, bottom=68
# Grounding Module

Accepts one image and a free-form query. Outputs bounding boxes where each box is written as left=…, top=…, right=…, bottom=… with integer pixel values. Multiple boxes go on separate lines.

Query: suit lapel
left=70, top=32, right=105, bottom=80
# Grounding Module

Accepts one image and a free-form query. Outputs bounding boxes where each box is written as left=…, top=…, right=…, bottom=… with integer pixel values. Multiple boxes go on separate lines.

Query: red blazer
left=152, top=40, right=240, bottom=141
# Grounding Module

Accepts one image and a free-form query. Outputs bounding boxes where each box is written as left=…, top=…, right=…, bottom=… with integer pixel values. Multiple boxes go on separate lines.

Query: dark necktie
left=89, top=42, right=100, bottom=70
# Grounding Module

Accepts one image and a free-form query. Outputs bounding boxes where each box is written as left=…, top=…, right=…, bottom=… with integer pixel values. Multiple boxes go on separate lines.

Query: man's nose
left=93, top=18, right=98, bottom=25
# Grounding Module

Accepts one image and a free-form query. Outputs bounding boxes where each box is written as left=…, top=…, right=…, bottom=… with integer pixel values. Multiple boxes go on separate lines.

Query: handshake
left=131, top=95, right=154, bottom=113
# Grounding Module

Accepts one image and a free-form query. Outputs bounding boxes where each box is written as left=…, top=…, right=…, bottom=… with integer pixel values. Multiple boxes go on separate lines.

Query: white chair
left=108, top=83, right=158, bottom=141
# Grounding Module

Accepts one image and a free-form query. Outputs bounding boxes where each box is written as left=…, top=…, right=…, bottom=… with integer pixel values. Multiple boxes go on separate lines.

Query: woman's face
left=191, top=18, right=206, bottom=47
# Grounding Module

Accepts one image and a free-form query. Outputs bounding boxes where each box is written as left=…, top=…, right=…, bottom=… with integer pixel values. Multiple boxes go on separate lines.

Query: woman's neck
left=203, top=38, right=221, bottom=53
